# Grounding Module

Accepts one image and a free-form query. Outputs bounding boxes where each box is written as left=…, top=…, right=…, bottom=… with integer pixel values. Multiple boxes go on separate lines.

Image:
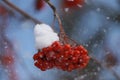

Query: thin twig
left=51, top=15, right=56, bottom=29
left=2, top=0, right=42, bottom=24
left=44, top=0, right=64, bottom=33
left=44, top=0, right=79, bottom=45
left=90, top=56, right=120, bottom=80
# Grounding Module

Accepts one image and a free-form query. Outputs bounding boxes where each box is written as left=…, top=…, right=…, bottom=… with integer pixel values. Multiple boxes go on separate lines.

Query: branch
left=2, top=0, right=42, bottom=24
left=90, top=56, right=120, bottom=80
left=44, top=0, right=79, bottom=45
left=44, top=0, right=64, bottom=33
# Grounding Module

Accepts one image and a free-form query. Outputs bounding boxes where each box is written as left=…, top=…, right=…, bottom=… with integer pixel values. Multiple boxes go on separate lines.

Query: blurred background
left=0, top=0, right=120, bottom=80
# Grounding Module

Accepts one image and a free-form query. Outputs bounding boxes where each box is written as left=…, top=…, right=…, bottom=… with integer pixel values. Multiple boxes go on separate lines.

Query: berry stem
left=44, top=0, right=65, bottom=33
left=44, top=0, right=79, bottom=45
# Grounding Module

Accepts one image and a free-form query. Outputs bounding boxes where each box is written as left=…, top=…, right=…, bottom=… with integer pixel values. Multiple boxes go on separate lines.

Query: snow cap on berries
left=34, top=23, right=59, bottom=49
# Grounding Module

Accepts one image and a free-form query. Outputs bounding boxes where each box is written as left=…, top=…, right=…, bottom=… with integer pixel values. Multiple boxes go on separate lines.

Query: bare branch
left=2, top=0, right=42, bottom=24
left=90, top=56, right=120, bottom=80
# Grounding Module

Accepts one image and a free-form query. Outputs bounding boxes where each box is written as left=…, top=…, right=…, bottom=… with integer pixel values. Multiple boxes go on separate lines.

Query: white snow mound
left=34, top=24, right=59, bottom=49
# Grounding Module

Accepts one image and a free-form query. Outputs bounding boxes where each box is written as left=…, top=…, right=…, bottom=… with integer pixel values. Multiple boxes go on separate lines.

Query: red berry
left=72, top=57, right=78, bottom=63
left=34, top=61, right=40, bottom=68
left=64, top=51, right=70, bottom=57
left=33, top=53, right=39, bottom=60
left=63, top=44, right=71, bottom=51
left=41, top=66, right=46, bottom=71
left=68, top=64, right=74, bottom=71
left=52, top=41, right=60, bottom=47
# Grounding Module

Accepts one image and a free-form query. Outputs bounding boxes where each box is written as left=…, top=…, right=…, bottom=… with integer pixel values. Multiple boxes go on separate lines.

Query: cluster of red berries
left=33, top=41, right=90, bottom=71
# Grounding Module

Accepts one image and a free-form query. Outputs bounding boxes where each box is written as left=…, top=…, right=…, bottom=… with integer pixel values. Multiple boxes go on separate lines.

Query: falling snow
left=1, top=0, right=120, bottom=80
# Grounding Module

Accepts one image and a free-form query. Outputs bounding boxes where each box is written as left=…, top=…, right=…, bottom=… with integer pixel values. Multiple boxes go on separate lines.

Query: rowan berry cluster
left=33, top=41, right=90, bottom=71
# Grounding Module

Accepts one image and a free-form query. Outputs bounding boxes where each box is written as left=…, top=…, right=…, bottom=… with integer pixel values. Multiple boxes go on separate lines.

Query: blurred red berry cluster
left=35, top=0, right=85, bottom=11
left=33, top=41, right=90, bottom=71
left=0, top=5, right=8, bottom=15
left=0, top=5, right=18, bottom=80
left=63, top=0, right=84, bottom=8
left=35, top=0, right=45, bottom=10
